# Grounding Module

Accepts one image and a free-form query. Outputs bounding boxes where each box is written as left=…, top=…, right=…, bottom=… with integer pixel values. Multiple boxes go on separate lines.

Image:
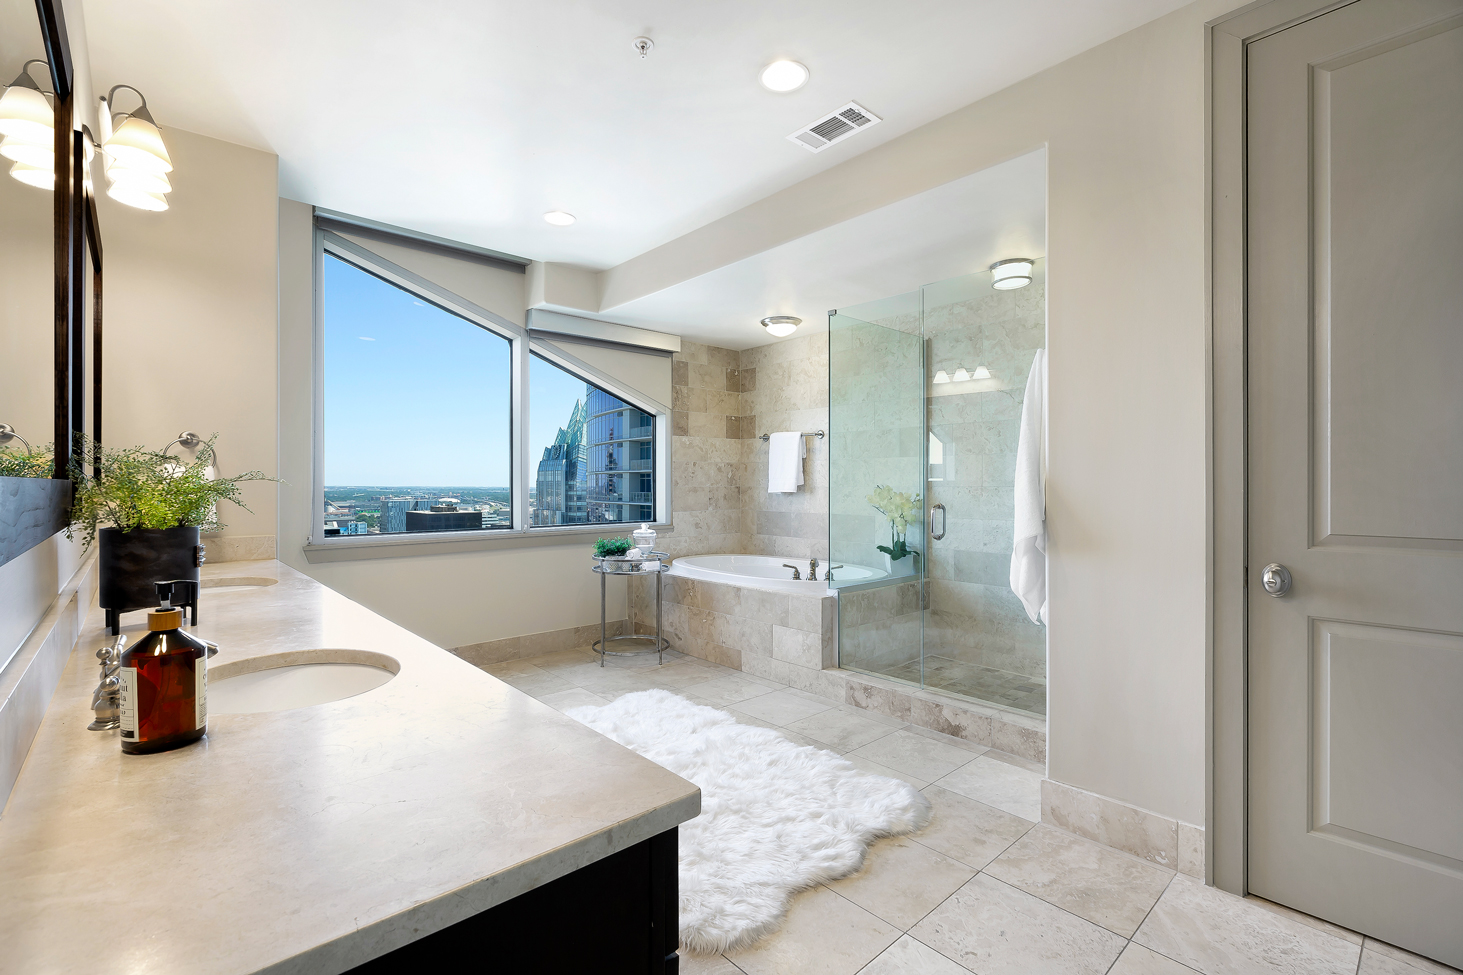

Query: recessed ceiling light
left=543, top=211, right=576, bottom=226
left=760, top=60, right=809, bottom=93
left=760, top=315, right=800, bottom=338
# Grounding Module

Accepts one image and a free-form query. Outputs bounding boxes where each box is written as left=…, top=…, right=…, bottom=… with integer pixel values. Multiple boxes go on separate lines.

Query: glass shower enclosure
left=829, top=262, right=1047, bottom=717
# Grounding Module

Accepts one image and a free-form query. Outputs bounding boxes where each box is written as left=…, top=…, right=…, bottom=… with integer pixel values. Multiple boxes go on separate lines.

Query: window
left=314, top=229, right=668, bottom=545
left=529, top=355, right=655, bottom=526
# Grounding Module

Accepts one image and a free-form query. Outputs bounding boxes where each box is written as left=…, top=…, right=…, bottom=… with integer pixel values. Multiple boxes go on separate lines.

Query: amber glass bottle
left=119, top=588, right=207, bottom=755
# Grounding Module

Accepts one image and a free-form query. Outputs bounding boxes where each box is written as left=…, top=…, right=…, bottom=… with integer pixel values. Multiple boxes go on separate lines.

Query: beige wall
left=97, top=126, right=280, bottom=547
left=277, top=199, right=631, bottom=651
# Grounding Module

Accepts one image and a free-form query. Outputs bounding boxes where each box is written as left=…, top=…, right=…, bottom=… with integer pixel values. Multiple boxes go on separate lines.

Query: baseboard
left=451, top=620, right=631, bottom=667
left=1041, top=777, right=1204, bottom=877
left=0, top=551, right=98, bottom=813
left=202, top=534, right=276, bottom=564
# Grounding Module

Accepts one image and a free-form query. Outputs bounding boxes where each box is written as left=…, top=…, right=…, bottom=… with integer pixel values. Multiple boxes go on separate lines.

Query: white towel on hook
left=767, top=432, right=806, bottom=493
left=1010, top=348, right=1047, bottom=624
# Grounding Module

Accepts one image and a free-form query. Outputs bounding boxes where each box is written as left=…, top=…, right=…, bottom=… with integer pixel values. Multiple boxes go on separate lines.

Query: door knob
left=1260, top=563, right=1292, bottom=597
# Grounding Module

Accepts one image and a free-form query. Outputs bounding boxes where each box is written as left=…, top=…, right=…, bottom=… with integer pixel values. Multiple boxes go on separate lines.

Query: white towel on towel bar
left=1010, top=348, right=1047, bottom=624
left=767, top=432, right=806, bottom=493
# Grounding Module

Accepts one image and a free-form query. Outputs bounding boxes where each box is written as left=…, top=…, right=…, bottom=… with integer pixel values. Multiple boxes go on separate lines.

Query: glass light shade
left=106, top=161, right=171, bottom=194
left=0, top=85, right=53, bottom=143
left=760, top=316, right=800, bottom=338
left=106, top=180, right=168, bottom=211
left=972, top=365, right=992, bottom=379
left=543, top=210, right=575, bottom=226
left=0, top=137, right=51, bottom=168
left=990, top=258, right=1034, bottom=290
left=9, top=160, right=53, bottom=189
left=760, top=60, right=809, bottom=92
left=952, top=368, right=971, bottom=382
left=103, top=115, right=172, bottom=173
left=932, top=370, right=950, bottom=384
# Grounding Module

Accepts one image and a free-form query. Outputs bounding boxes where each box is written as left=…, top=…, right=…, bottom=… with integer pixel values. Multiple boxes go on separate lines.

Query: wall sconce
left=99, top=85, right=172, bottom=211
left=761, top=316, right=800, bottom=338
left=0, top=60, right=54, bottom=189
left=990, top=258, right=1034, bottom=290
left=971, top=365, right=991, bottom=379
left=0, top=423, right=33, bottom=451
left=933, top=370, right=950, bottom=384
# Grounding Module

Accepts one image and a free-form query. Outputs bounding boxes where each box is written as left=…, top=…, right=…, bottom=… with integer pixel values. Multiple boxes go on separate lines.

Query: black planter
left=99, top=526, right=204, bottom=634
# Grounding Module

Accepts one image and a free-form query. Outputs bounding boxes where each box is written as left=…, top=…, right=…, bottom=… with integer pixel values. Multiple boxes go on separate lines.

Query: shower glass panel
left=828, top=293, right=925, bottom=684
left=922, top=263, right=1046, bottom=716
left=830, top=262, right=1047, bottom=718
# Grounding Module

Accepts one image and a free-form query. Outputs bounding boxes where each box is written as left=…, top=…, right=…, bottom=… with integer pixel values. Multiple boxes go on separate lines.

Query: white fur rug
left=566, top=689, right=931, bottom=953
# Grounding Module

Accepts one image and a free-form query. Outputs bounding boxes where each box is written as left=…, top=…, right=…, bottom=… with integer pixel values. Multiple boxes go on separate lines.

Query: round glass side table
left=591, top=552, right=672, bottom=666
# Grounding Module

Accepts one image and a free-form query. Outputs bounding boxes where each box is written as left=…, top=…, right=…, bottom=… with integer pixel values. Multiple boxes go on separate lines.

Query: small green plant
left=69, top=435, right=273, bottom=547
left=594, top=536, right=634, bottom=557
left=0, top=444, right=52, bottom=478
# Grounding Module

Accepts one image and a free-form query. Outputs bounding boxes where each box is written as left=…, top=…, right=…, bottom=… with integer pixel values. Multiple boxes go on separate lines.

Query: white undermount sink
left=208, top=649, right=398, bottom=715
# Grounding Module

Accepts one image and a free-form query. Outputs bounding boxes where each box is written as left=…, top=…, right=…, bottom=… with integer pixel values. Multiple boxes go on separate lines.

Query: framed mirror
left=0, top=0, right=100, bottom=568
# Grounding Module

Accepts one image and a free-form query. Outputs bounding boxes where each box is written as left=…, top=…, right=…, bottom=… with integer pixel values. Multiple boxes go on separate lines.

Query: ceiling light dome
left=760, top=315, right=800, bottom=338
left=990, top=258, right=1034, bottom=290
left=760, top=60, right=809, bottom=93
left=543, top=210, right=576, bottom=226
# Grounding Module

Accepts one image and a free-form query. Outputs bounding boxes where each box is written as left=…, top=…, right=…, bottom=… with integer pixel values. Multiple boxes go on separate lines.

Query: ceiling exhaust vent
left=787, top=101, right=882, bottom=153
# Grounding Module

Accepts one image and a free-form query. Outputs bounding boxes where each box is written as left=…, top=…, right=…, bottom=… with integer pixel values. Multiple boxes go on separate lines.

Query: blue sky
left=322, top=255, right=586, bottom=486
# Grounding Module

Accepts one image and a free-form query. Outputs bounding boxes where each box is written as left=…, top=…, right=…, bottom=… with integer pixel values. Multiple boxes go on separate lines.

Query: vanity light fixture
left=952, top=368, right=971, bottom=382
left=543, top=210, right=576, bottom=226
left=760, top=315, right=800, bottom=338
left=990, top=258, right=1033, bottom=290
left=932, top=370, right=950, bottom=384
left=972, top=365, right=991, bottom=379
left=760, top=60, right=809, bottom=93
left=1, top=61, right=55, bottom=189
left=99, top=85, right=173, bottom=211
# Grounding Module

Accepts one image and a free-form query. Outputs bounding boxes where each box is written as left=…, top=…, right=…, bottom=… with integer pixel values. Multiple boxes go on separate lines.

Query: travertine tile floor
left=479, top=647, right=1458, bottom=975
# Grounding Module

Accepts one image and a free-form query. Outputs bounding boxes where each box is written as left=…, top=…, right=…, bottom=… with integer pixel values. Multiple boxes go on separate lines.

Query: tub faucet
left=808, top=558, right=820, bottom=581
left=781, top=563, right=802, bottom=580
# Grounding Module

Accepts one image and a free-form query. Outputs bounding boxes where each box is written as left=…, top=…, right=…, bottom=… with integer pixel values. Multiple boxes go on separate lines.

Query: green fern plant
left=0, top=444, right=52, bottom=478
left=69, top=435, right=272, bottom=547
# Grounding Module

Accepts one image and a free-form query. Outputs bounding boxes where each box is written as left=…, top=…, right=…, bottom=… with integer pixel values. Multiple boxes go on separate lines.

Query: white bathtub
left=669, top=554, right=883, bottom=594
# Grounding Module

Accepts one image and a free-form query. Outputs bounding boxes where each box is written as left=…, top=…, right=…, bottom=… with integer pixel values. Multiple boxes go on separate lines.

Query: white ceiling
left=602, top=148, right=1047, bottom=349
left=80, top=0, right=1186, bottom=270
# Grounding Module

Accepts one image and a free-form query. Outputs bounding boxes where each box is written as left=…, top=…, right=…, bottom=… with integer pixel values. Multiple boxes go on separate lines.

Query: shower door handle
left=931, top=503, right=947, bottom=541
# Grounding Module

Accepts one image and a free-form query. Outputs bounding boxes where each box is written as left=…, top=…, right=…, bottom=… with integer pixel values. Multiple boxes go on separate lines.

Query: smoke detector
left=786, top=101, right=881, bottom=153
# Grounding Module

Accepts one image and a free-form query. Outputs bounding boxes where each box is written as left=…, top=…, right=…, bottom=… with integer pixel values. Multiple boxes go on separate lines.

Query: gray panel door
left=1247, top=0, right=1463, bottom=966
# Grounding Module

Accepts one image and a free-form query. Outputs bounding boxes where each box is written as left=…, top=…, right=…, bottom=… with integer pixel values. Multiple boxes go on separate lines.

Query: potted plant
left=70, top=436, right=270, bottom=634
left=867, top=484, right=922, bottom=577
left=0, top=442, right=52, bottom=478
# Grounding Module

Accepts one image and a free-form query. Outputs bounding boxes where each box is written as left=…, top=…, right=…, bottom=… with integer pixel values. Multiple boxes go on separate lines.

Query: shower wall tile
left=659, top=341, right=746, bottom=560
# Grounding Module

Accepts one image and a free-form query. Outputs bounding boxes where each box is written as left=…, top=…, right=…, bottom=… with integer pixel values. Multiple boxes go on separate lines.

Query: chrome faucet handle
left=808, top=558, right=819, bottom=581
left=826, top=564, right=843, bottom=582
left=781, top=563, right=802, bottom=580
left=88, top=634, right=128, bottom=731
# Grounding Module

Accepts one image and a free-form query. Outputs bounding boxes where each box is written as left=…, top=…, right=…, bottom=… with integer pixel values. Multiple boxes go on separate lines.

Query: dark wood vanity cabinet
left=346, top=828, right=679, bottom=975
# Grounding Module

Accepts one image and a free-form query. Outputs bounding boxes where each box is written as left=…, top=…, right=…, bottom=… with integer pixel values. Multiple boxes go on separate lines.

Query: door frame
left=1206, top=0, right=1364, bottom=896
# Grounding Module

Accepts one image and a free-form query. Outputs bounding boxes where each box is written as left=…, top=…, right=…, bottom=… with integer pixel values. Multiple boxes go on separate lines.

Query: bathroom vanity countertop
left=0, top=560, right=700, bottom=975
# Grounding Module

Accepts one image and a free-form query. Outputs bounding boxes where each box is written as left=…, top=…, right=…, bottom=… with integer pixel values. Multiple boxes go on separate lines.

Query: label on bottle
left=195, top=654, right=207, bottom=731
left=119, top=667, right=138, bottom=739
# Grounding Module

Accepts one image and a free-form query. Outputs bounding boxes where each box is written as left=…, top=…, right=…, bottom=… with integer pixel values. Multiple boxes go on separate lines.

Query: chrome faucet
left=88, top=634, right=128, bottom=730
left=808, top=558, right=820, bottom=581
left=826, top=564, right=843, bottom=582
left=781, top=563, right=802, bottom=580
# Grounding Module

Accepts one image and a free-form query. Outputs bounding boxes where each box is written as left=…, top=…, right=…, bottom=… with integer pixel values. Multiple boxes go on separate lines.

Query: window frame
left=309, top=229, right=672, bottom=554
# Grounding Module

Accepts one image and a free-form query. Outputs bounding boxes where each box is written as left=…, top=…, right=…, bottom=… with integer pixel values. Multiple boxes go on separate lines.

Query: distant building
left=380, top=497, right=414, bottom=533
left=585, top=386, right=655, bottom=524
left=532, top=399, right=588, bottom=526
left=404, top=500, right=483, bottom=532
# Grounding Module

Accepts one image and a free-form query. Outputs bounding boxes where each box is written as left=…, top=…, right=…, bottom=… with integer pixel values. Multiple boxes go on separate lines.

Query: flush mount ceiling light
left=543, top=210, right=576, bottom=226
left=760, top=60, right=808, bottom=93
left=0, top=60, right=55, bottom=189
left=990, top=258, right=1034, bottom=290
left=100, top=85, right=173, bottom=210
left=761, top=315, right=800, bottom=338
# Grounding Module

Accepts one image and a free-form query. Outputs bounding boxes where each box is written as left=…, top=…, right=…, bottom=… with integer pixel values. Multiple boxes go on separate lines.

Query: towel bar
left=758, top=430, right=825, bottom=442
